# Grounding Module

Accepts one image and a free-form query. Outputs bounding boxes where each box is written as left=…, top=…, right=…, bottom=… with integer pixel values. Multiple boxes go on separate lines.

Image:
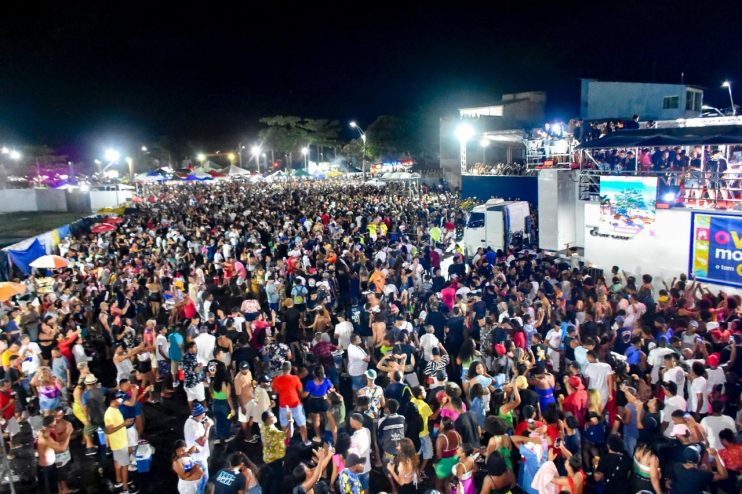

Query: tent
left=290, top=169, right=311, bottom=177
left=227, top=164, right=250, bottom=176
left=199, top=160, right=224, bottom=172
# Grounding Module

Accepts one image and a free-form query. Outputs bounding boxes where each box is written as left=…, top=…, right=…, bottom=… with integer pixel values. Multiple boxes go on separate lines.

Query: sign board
left=690, top=212, right=742, bottom=288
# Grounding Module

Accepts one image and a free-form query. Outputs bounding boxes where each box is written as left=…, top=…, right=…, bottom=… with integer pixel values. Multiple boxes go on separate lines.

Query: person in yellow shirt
left=411, top=386, right=434, bottom=472
left=105, top=392, right=135, bottom=492
left=1, top=342, right=19, bottom=371
left=260, top=409, right=290, bottom=465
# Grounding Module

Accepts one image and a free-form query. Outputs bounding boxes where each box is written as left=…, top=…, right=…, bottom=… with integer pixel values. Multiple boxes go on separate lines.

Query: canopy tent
left=269, top=170, right=287, bottom=177
left=365, top=178, right=387, bottom=187
left=290, top=169, right=311, bottom=177
left=380, top=171, right=421, bottom=181
left=227, top=164, right=250, bottom=176
left=183, top=171, right=212, bottom=181
left=198, top=160, right=224, bottom=172
left=578, top=124, right=742, bottom=149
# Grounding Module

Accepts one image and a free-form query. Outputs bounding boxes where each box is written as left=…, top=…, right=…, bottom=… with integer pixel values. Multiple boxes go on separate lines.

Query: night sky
left=1, top=1, right=741, bottom=157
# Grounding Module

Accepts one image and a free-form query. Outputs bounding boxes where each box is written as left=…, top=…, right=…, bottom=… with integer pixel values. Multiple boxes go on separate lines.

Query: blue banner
left=690, top=212, right=742, bottom=288
left=7, top=239, right=46, bottom=276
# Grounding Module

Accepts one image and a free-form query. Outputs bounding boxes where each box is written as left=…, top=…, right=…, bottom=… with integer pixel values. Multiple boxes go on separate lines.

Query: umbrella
left=91, top=223, right=116, bottom=234
left=29, top=255, right=70, bottom=269
left=103, top=216, right=124, bottom=224
left=0, top=282, right=27, bottom=301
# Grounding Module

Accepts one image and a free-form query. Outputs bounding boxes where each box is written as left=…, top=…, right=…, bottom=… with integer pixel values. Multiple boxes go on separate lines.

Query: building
left=440, top=91, right=546, bottom=187
left=580, top=79, right=703, bottom=122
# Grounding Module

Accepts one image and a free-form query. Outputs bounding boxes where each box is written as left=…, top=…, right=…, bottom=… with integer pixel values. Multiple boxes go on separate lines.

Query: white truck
left=462, top=199, right=531, bottom=256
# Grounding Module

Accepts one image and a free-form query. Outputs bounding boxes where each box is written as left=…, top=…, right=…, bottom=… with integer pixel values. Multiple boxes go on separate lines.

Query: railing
left=578, top=168, right=742, bottom=208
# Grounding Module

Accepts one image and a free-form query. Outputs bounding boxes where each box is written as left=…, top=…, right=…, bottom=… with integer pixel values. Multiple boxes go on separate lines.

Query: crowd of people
left=0, top=178, right=740, bottom=494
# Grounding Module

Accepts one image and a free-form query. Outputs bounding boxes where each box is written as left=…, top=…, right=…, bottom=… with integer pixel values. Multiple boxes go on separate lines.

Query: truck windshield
left=467, top=212, right=485, bottom=228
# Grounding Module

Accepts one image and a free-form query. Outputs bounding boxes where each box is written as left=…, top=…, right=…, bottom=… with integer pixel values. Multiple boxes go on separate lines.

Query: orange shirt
left=369, top=270, right=385, bottom=293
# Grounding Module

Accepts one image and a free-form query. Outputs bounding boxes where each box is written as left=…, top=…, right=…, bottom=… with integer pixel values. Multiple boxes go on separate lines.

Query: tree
left=340, top=138, right=365, bottom=170
left=258, top=115, right=307, bottom=168
left=298, top=118, right=341, bottom=163
left=365, top=115, right=414, bottom=161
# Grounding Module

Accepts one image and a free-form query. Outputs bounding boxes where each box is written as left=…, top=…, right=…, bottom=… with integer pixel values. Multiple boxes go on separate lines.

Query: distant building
left=580, top=79, right=703, bottom=121
left=440, top=91, right=546, bottom=187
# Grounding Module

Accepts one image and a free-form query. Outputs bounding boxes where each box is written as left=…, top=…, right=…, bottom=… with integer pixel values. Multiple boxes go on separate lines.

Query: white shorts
left=238, top=399, right=262, bottom=424
left=185, top=383, right=205, bottom=402
left=113, top=447, right=130, bottom=466
left=127, top=426, right=139, bottom=448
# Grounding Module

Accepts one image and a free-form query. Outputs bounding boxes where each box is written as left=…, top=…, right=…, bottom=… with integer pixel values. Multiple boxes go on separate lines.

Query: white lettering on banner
left=715, top=249, right=742, bottom=261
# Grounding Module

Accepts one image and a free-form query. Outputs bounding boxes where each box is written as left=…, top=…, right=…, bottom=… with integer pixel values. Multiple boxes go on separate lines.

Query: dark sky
left=1, top=1, right=741, bottom=158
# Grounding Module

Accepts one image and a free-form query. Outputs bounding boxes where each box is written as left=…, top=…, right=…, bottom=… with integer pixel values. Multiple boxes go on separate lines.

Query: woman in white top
left=172, top=439, right=203, bottom=494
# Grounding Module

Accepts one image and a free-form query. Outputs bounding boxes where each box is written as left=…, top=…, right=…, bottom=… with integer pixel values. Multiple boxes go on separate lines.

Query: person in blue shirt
left=168, top=330, right=184, bottom=387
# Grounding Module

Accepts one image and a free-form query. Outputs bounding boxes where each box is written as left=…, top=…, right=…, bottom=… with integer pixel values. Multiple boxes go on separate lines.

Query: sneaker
left=85, top=447, right=98, bottom=456
left=114, top=483, right=123, bottom=489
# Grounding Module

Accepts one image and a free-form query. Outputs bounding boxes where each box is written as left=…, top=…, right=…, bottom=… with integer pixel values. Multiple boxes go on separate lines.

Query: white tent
left=365, top=178, right=386, bottom=187
left=199, top=160, right=224, bottom=172
left=227, top=164, right=250, bottom=176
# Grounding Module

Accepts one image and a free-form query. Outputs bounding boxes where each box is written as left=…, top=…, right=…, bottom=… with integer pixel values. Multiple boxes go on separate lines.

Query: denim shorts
left=279, top=404, right=306, bottom=428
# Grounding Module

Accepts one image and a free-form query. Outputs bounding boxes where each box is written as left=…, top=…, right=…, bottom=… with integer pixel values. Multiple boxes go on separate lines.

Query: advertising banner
left=598, top=177, right=657, bottom=237
left=690, top=212, right=742, bottom=288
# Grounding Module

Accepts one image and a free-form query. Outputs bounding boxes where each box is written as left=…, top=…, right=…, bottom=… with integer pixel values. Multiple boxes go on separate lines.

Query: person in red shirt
left=271, top=361, right=308, bottom=443
left=562, top=376, right=589, bottom=427
left=55, top=328, right=80, bottom=365
left=719, top=428, right=742, bottom=476
left=0, top=379, right=20, bottom=451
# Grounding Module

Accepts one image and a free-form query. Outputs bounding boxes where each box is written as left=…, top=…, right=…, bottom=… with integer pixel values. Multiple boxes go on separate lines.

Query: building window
left=663, top=96, right=679, bottom=109
left=694, top=92, right=702, bottom=111
left=686, top=91, right=694, bottom=110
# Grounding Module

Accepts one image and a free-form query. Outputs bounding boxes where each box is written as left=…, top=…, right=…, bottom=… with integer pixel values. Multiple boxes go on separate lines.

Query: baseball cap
left=365, top=369, right=377, bottom=380
left=706, top=352, right=721, bottom=368
left=239, top=361, right=250, bottom=370
left=435, top=369, right=447, bottom=382
left=115, top=391, right=129, bottom=402
left=682, top=445, right=701, bottom=463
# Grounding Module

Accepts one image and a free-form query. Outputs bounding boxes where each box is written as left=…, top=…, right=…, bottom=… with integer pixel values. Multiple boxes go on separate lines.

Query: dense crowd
left=0, top=179, right=740, bottom=494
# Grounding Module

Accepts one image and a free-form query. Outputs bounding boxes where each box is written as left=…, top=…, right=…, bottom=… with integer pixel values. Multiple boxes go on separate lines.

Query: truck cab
left=463, top=199, right=531, bottom=257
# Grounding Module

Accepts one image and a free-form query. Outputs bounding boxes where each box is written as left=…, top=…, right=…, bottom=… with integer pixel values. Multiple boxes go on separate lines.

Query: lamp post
left=722, top=81, right=736, bottom=116
left=480, top=138, right=490, bottom=164
left=302, top=146, right=309, bottom=171
left=455, top=123, right=475, bottom=174
left=126, top=157, right=133, bottom=180
left=251, top=146, right=261, bottom=173
left=349, top=121, right=367, bottom=175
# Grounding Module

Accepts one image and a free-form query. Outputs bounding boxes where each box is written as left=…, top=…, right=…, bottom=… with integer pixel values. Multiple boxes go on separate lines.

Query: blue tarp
left=7, top=239, right=46, bottom=275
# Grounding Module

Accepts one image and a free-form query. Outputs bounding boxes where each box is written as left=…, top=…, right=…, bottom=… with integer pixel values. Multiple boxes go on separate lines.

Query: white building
left=580, top=79, right=703, bottom=121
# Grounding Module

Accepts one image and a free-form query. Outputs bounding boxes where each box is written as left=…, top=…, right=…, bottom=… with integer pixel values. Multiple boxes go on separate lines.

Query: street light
left=0, top=147, right=8, bottom=154
left=302, top=146, right=309, bottom=170
left=104, top=148, right=120, bottom=162
left=8, top=150, right=21, bottom=161
left=456, top=123, right=475, bottom=173
left=196, top=153, right=206, bottom=162
left=126, top=157, right=133, bottom=178
left=722, top=81, right=736, bottom=116
left=349, top=121, right=367, bottom=174
left=141, top=146, right=148, bottom=152
left=251, top=145, right=261, bottom=172
left=227, top=153, right=236, bottom=164
left=480, top=138, right=490, bottom=164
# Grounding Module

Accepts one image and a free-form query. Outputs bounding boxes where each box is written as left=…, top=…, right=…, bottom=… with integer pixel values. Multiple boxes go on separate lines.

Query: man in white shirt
left=701, top=400, right=736, bottom=450
left=347, top=334, right=369, bottom=392
left=583, top=351, right=614, bottom=408
left=194, top=327, right=216, bottom=367
left=661, top=353, right=685, bottom=394
left=705, top=353, right=726, bottom=395
left=647, top=340, right=675, bottom=385
left=333, top=314, right=353, bottom=350
left=687, top=362, right=709, bottom=416
left=19, top=334, right=41, bottom=376
left=349, top=413, right=371, bottom=493
left=419, top=325, right=442, bottom=364
left=661, top=381, right=687, bottom=438
left=183, top=403, right=212, bottom=493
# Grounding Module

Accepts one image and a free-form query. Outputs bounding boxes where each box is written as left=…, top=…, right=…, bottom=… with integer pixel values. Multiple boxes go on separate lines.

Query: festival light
left=455, top=123, right=475, bottom=142
left=104, top=148, right=120, bottom=162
